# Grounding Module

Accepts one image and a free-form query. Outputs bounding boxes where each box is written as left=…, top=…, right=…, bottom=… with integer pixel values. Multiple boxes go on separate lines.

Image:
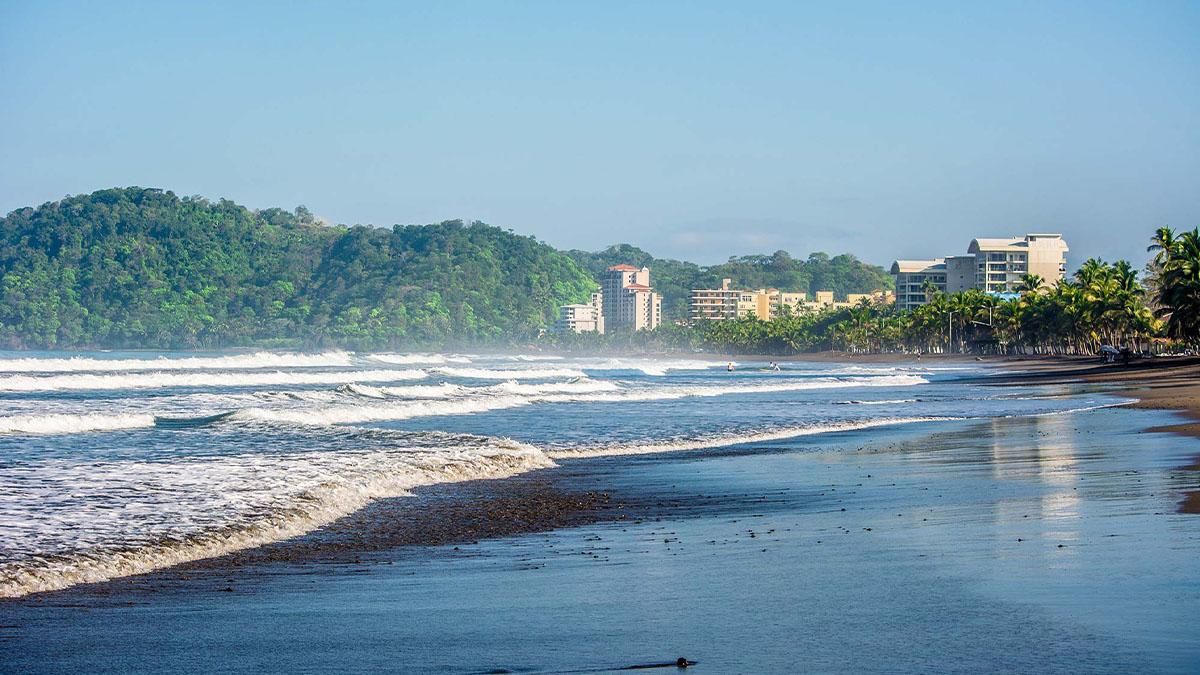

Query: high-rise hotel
left=891, top=234, right=1069, bottom=311
left=555, top=264, right=662, bottom=333
left=601, top=265, right=662, bottom=331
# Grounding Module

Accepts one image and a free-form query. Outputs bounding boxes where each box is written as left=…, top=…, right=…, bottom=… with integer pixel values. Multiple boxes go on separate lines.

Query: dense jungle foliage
left=564, top=244, right=894, bottom=319
left=0, top=188, right=901, bottom=350
left=0, top=188, right=598, bottom=349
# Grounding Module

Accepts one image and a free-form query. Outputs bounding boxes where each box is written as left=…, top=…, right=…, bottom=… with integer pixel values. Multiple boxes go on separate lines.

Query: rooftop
left=607, top=264, right=640, bottom=271
left=890, top=259, right=945, bottom=274
left=968, top=233, right=1068, bottom=253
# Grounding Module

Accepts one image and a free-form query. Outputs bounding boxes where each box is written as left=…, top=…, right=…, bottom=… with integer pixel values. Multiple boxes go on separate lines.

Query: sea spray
left=0, top=351, right=355, bottom=373
left=0, top=368, right=428, bottom=392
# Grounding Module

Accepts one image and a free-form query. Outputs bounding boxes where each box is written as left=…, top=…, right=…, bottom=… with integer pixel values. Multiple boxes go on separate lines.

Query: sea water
left=0, top=351, right=1122, bottom=597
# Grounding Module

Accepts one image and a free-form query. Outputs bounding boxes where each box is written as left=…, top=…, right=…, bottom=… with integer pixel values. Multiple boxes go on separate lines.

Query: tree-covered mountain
left=0, top=188, right=597, bottom=349
left=564, top=245, right=895, bottom=320
left=0, top=187, right=899, bottom=349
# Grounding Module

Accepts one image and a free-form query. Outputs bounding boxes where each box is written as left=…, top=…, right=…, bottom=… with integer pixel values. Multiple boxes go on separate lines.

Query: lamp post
left=947, top=310, right=956, bottom=354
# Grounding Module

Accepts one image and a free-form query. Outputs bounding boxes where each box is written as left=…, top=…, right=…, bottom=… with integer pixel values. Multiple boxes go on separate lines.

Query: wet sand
left=966, top=356, right=1200, bottom=512
left=3, top=403, right=1199, bottom=673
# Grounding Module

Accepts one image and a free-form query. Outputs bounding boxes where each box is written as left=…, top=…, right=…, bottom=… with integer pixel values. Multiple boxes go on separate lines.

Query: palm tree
left=1016, top=274, right=1044, bottom=295
left=920, top=278, right=937, bottom=303
left=1154, top=228, right=1200, bottom=347
left=1147, top=226, right=1177, bottom=266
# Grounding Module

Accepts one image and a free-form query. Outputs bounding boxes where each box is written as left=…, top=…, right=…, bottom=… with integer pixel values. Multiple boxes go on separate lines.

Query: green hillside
left=0, top=188, right=596, bottom=349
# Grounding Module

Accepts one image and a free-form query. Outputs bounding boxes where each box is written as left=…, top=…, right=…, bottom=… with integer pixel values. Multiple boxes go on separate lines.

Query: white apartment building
left=601, top=265, right=662, bottom=331
left=969, top=234, right=1069, bottom=294
left=891, top=233, right=1069, bottom=310
left=555, top=290, right=605, bottom=333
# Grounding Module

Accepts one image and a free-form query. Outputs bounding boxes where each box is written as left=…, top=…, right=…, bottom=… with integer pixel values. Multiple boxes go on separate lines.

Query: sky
left=2, top=1, right=1198, bottom=269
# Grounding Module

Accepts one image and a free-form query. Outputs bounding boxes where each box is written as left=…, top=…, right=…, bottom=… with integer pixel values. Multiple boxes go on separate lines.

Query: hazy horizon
left=3, top=1, right=1197, bottom=269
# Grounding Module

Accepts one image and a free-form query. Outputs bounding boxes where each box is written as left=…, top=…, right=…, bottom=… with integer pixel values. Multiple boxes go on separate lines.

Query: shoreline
left=5, top=355, right=1198, bottom=603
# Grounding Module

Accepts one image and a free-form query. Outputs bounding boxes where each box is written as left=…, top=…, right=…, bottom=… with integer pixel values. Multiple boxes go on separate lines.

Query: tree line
left=543, top=227, right=1200, bottom=356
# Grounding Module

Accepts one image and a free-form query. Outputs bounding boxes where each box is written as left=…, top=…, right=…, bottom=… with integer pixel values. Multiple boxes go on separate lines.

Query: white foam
left=578, top=357, right=722, bottom=376
left=377, top=383, right=469, bottom=398
left=0, top=412, right=157, bottom=435
left=0, top=438, right=553, bottom=598
left=0, top=368, right=428, bottom=392
left=337, top=383, right=388, bottom=399
left=241, top=395, right=536, bottom=426
left=366, top=353, right=471, bottom=365
left=244, top=375, right=930, bottom=427
left=547, top=416, right=958, bottom=459
left=431, top=366, right=588, bottom=380
left=0, top=351, right=353, bottom=373
left=486, top=379, right=619, bottom=396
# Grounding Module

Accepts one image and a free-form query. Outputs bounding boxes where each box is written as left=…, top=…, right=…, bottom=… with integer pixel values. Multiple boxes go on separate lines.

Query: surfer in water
left=727, top=362, right=734, bottom=372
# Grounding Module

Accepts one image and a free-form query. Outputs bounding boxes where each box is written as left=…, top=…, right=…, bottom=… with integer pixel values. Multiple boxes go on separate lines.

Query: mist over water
left=0, top=351, right=1118, bottom=597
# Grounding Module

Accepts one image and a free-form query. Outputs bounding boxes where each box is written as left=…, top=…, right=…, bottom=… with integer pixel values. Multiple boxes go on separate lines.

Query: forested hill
left=564, top=245, right=895, bottom=320
left=0, top=188, right=597, bottom=349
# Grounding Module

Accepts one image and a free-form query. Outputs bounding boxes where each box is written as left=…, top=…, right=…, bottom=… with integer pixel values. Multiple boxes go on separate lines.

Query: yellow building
left=690, top=280, right=889, bottom=321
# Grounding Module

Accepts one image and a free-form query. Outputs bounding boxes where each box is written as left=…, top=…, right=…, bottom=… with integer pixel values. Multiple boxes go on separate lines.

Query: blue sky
left=2, top=1, right=1197, bottom=269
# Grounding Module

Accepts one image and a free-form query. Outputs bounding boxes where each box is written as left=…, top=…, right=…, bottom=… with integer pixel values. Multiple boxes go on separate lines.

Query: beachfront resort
left=891, top=233, right=1070, bottom=311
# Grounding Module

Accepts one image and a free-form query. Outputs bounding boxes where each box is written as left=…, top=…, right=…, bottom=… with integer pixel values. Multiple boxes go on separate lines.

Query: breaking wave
left=546, top=416, right=960, bottom=458
left=0, top=351, right=353, bottom=373
left=579, top=358, right=722, bottom=376
left=366, top=353, right=472, bottom=365
left=0, top=437, right=551, bottom=598
left=431, top=366, right=588, bottom=380
left=241, top=375, right=930, bottom=427
left=0, top=412, right=158, bottom=435
left=0, top=368, right=428, bottom=392
left=485, top=379, right=619, bottom=396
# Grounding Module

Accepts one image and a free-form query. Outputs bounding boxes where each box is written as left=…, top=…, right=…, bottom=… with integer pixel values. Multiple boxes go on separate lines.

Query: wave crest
left=0, top=368, right=428, bottom=392
left=0, top=351, right=353, bottom=373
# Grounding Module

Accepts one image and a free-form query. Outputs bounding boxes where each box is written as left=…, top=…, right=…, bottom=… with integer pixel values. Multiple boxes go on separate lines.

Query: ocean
left=0, top=350, right=1122, bottom=599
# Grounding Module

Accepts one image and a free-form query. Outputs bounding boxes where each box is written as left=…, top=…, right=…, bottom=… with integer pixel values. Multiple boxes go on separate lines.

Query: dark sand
left=965, top=356, right=1200, bottom=512
left=5, top=407, right=1198, bottom=673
